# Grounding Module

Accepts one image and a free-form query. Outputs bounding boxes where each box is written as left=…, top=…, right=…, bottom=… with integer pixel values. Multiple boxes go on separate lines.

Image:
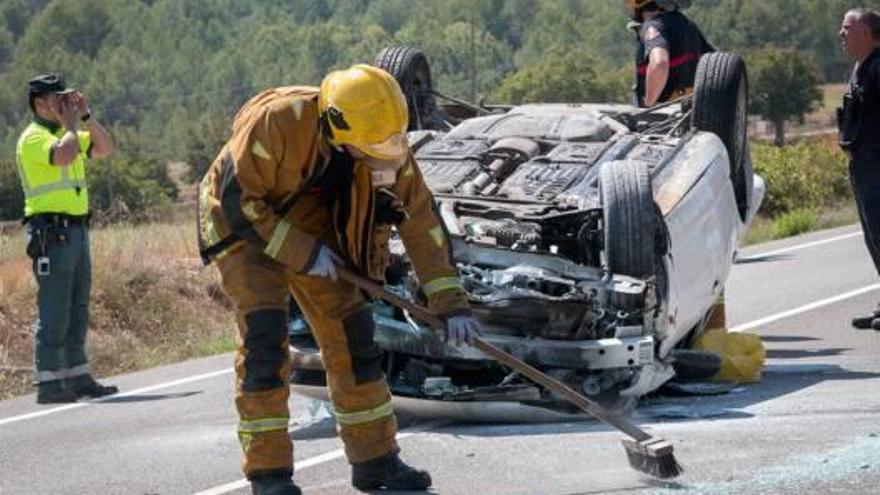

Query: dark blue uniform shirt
left=840, top=47, right=880, bottom=156
left=635, top=10, right=714, bottom=106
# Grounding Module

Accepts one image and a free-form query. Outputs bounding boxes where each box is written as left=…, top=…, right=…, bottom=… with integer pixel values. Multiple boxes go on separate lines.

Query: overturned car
left=289, top=47, right=765, bottom=421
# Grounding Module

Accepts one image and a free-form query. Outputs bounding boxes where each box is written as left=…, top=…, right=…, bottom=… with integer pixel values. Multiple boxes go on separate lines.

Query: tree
left=747, top=47, right=823, bottom=146
left=493, top=48, right=629, bottom=104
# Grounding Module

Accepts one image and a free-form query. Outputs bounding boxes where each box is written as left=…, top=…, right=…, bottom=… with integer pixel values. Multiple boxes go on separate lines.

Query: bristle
left=624, top=445, right=683, bottom=479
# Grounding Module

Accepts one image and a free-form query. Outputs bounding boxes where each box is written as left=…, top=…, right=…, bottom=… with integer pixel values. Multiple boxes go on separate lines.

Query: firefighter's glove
left=444, top=315, right=482, bottom=347
left=306, top=245, right=342, bottom=281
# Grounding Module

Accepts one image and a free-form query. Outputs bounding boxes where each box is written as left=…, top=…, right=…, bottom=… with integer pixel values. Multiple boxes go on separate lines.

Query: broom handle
left=337, top=267, right=653, bottom=442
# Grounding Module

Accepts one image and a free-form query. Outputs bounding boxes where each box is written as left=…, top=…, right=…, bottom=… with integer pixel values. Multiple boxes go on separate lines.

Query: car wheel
left=373, top=46, right=442, bottom=131
left=600, top=160, right=656, bottom=279
left=670, top=349, right=723, bottom=382
left=691, top=52, right=750, bottom=220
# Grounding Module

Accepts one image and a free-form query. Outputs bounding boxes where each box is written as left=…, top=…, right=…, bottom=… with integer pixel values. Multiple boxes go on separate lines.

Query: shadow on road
left=766, top=347, right=850, bottom=359
left=290, top=414, right=442, bottom=442
left=760, top=335, right=821, bottom=343
left=416, top=360, right=880, bottom=439
left=734, top=253, right=792, bottom=264
left=94, top=391, right=201, bottom=403
left=291, top=416, right=337, bottom=441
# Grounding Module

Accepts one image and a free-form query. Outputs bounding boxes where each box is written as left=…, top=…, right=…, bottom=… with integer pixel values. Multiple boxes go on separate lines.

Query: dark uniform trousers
left=215, top=192, right=397, bottom=479
left=28, top=220, right=92, bottom=384
left=850, top=148, right=880, bottom=275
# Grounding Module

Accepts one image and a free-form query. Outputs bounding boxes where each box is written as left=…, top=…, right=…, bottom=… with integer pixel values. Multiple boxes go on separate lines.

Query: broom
left=337, top=267, right=683, bottom=479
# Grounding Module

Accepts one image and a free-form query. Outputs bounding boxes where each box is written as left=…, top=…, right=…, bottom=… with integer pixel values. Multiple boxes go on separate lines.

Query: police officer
left=15, top=74, right=117, bottom=403
left=627, top=0, right=714, bottom=107
left=198, top=65, right=481, bottom=494
left=838, top=9, right=880, bottom=330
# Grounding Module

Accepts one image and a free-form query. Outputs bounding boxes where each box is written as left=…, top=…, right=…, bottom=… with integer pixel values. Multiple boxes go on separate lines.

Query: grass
left=743, top=203, right=859, bottom=246
left=0, top=221, right=236, bottom=400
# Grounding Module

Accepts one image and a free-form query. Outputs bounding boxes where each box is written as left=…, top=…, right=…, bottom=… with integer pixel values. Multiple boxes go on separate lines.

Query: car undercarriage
left=289, top=46, right=764, bottom=419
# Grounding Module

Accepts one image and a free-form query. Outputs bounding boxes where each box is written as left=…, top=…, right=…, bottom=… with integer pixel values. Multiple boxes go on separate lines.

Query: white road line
left=0, top=368, right=232, bottom=427
left=739, top=231, right=863, bottom=261
left=191, top=419, right=448, bottom=495
left=0, top=231, right=866, bottom=427
left=730, top=283, right=880, bottom=333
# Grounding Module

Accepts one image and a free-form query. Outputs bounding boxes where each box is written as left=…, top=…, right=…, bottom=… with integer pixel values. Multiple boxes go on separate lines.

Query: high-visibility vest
left=15, top=119, right=91, bottom=217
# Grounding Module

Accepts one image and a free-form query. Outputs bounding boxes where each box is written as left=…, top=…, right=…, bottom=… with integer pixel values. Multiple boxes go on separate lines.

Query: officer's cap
left=27, top=74, right=74, bottom=97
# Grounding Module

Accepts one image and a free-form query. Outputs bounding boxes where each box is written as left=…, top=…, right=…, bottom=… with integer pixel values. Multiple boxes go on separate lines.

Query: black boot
left=352, top=453, right=432, bottom=491
left=852, top=308, right=880, bottom=329
left=250, top=473, right=301, bottom=495
left=36, top=380, right=78, bottom=404
left=69, top=375, right=119, bottom=398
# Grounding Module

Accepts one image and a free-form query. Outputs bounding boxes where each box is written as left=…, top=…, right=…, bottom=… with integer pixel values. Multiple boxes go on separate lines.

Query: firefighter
left=197, top=65, right=481, bottom=494
left=626, top=0, right=714, bottom=107
left=625, top=1, right=729, bottom=332
left=15, top=74, right=117, bottom=404
left=839, top=9, right=880, bottom=330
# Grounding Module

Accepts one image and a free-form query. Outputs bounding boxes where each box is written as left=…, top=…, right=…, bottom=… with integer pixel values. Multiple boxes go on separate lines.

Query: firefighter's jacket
left=198, top=86, right=469, bottom=316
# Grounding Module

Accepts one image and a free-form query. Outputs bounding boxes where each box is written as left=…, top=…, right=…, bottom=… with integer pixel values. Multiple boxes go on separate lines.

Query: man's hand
left=71, top=91, right=91, bottom=119
left=305, top=245, right=342, bottom=281
left=444, top=315, right=483, bottom=346
left=56, top=95, right=80, bottom=130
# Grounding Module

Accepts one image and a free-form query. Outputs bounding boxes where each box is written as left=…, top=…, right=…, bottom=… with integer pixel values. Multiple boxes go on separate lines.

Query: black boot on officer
left=68, top=374, right=119, bottom=399
left=36, top=380, right=78, bottom=404
left=852, top=307, right=880, bottom=329
left=351, top=452, right=432, bottom=491
left=250, top=472, right=302, bottom=495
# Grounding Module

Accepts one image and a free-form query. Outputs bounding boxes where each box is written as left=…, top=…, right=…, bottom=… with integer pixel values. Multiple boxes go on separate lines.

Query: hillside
left=0, top=1, right=877, bottom=222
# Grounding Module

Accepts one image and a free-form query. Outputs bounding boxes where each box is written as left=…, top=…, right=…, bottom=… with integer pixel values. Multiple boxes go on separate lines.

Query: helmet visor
left=360, top=132, right=408, bottom=161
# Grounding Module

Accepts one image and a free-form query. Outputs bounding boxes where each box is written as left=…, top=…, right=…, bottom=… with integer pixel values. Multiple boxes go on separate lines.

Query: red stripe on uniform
left=637, top=53, right=700, bottom=75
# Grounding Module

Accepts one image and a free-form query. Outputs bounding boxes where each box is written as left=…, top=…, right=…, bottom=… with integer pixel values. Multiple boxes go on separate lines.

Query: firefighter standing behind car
left=15, top=74, right=117, bottom=404
left=627, top=0, right=714, bottom=107
left=197, top=65, right=481, bottom=495
left=839, top=9, right=880, bottom=330
left=625, top=0, right=729, bottom=332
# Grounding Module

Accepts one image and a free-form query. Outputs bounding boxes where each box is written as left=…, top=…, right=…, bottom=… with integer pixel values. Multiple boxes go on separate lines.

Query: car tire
left=373, top=46, right=442, bottom=131
left=600, top=160, right=656, bottom=279
left=670, top=349, right=723, bottom=382
left=691, top=52, right=750, bottom=220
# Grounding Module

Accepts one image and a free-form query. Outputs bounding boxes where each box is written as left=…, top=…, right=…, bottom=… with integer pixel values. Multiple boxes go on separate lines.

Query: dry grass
left=0, top=221, right=235, bottom=399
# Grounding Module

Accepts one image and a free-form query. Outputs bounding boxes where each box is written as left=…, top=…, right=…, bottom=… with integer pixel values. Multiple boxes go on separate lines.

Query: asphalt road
left=3, top=224, right=880, bottom=495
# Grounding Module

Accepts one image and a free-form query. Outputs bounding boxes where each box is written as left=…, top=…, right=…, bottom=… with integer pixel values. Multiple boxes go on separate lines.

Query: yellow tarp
left=694, top=329, right=766, bottom=384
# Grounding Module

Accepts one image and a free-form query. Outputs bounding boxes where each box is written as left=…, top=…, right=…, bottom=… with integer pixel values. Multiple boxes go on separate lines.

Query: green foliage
left=86, top=128, right=178, bottom=223
left=752, top=139, right=851, bottom=218
left=493, top=49, right=629, bottom=104
left=0, top=0, right=872, bottom=223
left=771, top=208, right=816, bottom=239
left=0, top=158, right=24, bottom=220
left=747, top=47, right=824, bottom=145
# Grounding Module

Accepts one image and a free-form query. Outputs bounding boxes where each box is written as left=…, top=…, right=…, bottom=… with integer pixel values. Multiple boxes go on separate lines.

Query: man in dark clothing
left=626, top=0, right=730, bottom=332
left=627, top=0, right=713, bottom=107
left=839, top=9, right=880, bottom=330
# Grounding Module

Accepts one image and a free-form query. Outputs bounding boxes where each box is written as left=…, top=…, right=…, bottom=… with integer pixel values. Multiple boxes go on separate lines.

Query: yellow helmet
left=319, top=64, right=409, bottom=161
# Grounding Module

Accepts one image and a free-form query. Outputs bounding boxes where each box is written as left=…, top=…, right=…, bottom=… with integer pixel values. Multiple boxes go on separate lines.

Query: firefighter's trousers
left=216, top=243, right=397, bottom=479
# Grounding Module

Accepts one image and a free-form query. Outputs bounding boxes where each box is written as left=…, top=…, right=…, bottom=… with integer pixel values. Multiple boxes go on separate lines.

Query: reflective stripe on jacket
left=16, top=119, right=91, bottom=217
